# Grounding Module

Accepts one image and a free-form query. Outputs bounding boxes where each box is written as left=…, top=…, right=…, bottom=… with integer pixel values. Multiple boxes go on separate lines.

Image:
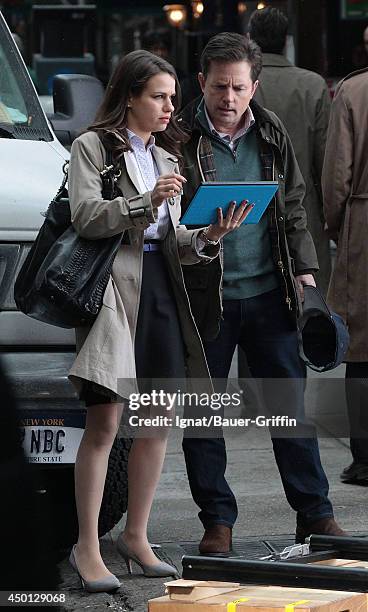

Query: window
left=0, top=14, right=52, bottom=140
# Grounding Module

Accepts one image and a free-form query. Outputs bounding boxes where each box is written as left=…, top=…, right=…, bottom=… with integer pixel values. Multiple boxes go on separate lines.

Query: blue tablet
left=180, top=181, right=279, bottom=226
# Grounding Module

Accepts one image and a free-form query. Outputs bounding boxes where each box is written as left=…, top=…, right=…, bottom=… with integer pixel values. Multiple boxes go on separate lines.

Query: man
left=249, top=7, right=331, bottom=296
left=322, top=67, right=368, bottom=485
left=180, top=32, right=345, bottom=554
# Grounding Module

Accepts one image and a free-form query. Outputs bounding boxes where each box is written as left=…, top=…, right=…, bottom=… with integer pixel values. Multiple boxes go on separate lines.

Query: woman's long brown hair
left=88, top=49, right=187, bottom=161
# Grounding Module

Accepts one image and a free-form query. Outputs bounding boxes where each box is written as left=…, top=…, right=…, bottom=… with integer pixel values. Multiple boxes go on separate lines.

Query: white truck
left=0, top=11, right=130, bottom=554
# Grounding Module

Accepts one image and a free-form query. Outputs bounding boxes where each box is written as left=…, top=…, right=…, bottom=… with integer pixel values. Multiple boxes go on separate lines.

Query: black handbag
left=14, top=149, right=123, bottom=329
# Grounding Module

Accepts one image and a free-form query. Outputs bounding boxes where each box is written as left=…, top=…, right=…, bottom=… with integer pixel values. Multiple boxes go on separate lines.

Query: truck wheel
left=98, top=435, right=132, bottom=536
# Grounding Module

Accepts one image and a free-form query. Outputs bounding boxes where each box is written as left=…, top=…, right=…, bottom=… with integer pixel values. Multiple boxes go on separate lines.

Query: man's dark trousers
left=345, top=362, right=368, bottom=463
left=182, top=288, right=333, bottom=529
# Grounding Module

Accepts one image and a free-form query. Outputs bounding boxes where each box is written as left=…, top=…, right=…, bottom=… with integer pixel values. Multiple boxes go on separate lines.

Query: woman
left=67, top=49, right=251, bottom=592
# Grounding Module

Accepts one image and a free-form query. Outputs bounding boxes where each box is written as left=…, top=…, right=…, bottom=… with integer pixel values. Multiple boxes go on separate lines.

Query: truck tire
left=33, top=436, right=131, bottom=559
left=98, top=435, right=132, bottom=536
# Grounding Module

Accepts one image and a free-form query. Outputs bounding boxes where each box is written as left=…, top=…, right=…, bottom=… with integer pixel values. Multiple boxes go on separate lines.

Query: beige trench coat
left=254, top=53, right=332, bottom=295
left=67, top=131, right=219, bottom=398
left=322, top=68, right=368, bottom=361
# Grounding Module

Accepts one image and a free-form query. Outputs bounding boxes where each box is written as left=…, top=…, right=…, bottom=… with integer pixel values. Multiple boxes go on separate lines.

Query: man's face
left=198, top=60, right=258, bottom=135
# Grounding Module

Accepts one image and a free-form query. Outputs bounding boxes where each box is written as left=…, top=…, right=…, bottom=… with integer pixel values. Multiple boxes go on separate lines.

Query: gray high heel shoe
left=116, top=537, right=180, bottom=578
left=69, top=545, right=121, bottom=593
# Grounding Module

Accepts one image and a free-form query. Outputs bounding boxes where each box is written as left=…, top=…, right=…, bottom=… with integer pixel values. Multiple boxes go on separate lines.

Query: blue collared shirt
left=126, top=128, right=206, bottom=252
left=204, top=105, right=255, bottom=151
left=126, top=128, right=170, bottom=240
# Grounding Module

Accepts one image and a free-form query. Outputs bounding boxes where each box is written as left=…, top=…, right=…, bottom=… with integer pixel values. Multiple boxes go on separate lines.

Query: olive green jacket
left=178, top=98, right=318, bottom=341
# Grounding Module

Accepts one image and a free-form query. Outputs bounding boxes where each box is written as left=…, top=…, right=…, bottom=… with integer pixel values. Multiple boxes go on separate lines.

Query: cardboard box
left=315, top=559, right=368, bottom=570
left=148, top=581, right=368, bottom=611
left=166, top=580, right=242, bottom=601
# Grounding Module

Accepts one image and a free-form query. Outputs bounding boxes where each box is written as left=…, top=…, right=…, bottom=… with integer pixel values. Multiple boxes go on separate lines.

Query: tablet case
left=180, top=181, right=279, bottom=226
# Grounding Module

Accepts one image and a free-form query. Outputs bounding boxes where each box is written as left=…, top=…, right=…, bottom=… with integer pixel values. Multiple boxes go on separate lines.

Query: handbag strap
left=100, top=147, right=122, bottom=200
left=54, top=143, right=121, bottom=197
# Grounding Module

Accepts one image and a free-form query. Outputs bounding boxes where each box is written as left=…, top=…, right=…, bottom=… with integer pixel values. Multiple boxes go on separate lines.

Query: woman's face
left=127, top=72, right=176, bottom=137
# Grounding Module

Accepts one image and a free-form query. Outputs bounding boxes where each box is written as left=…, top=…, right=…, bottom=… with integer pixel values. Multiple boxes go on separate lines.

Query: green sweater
left=198, top=109, right=279, bottom=299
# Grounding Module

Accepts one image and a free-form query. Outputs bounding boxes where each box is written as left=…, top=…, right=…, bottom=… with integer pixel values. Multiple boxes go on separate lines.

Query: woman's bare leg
left=120, top=433, right=169, bottom=566
left=74, top=402, right=123, bottom=581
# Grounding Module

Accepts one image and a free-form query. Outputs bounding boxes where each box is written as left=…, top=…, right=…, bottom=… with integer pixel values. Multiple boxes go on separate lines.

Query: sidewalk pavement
left=59, top=366, right=368, bottom=611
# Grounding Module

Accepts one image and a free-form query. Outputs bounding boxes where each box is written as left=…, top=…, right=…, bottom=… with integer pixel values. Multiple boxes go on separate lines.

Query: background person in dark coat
left=249, top=7, right=332, bottom=296
left=322, top=67, right=368, bottom=485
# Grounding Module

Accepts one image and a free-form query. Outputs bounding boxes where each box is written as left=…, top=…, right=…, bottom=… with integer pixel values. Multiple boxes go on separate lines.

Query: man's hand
left=324, top=221, right=339, bottom=244
left=204, top=200, right=254, bottom=242
left=295, top=273, right=316, bottom=301
left=151, top=173, right=187, bottom=208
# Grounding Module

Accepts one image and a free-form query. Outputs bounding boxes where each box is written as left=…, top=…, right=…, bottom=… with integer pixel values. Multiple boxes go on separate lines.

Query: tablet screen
left=180, top=181, right=279, bottom=226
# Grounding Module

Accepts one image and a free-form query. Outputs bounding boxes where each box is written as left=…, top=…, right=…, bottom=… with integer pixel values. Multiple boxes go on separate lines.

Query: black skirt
left=83, top=251, right=186, bottom=407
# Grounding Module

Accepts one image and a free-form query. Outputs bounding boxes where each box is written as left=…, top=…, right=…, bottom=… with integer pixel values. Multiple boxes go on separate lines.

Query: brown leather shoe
left=199, top=525, right=232, bottom=556
left=295, top=517, right=347, bottom=544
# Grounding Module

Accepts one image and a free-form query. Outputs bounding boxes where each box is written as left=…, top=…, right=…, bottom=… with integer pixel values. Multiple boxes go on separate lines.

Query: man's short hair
left=200, top=32, right=262, bottom=82
left=248, top=8, right=288, bottom=55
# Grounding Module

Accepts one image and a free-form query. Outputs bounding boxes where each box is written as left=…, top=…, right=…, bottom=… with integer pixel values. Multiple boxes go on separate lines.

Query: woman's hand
left=151, top=173, right=187, bottom=208
left=204, top=200, right=254, bottom=242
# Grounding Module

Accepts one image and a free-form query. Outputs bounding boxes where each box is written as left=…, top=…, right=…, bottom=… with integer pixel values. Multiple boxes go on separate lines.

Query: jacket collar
left=179, top=95, right=280, bottom=136
left=153, top=144, right=178, bottom=163
left=123, top=151, right=144, bottom=195
left=152, top=145, right=177, bottom=176
left=122, top=144, right=177, bottom=196
left=333, top=66, right=368, bottom=99
left=198, top=98, right=255, bottom=140
left=261, top=52, right=293, bottom=68
left=336, top=66, right=368, bottom=84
